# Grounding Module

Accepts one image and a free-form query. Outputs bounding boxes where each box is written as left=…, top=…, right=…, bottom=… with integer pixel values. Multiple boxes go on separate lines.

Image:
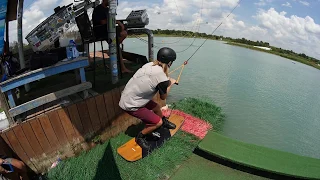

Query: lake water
left=94, top=37, right=320, bottom=159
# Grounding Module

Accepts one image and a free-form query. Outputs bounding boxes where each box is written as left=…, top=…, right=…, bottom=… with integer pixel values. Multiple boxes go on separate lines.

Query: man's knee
left=153, top=103, right=161, bottom=112
left=122, top=31, right=128, bottom=38
left=11, top=158, right=27, bottom=172
left=156, top=119, right=163, bottom=128
left=120, top=31, right=127, bottom=39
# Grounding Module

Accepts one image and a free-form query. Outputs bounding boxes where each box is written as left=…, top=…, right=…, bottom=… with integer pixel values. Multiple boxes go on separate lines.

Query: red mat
left=162, top=108, right=212, bottom=139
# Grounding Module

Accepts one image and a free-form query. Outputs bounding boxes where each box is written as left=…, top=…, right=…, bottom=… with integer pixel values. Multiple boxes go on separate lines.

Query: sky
left=7, top=0, right=320, bottom=59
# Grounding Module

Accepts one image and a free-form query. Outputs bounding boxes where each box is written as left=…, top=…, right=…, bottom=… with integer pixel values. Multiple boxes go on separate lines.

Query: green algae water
left=97, top=37, right=320, bottom=159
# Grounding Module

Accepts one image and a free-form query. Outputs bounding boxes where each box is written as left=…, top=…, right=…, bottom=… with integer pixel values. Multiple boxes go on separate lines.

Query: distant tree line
left=231, top=38, right=269, bottom=47
left=152, top=29, right=224, bottom=40
left=9, top=41, right=31, bottom=54
left=270, top=46, right=319, bottom=63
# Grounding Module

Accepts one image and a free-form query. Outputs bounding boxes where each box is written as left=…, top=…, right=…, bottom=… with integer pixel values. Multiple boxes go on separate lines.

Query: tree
left=9, top=41, right=19, bottom=53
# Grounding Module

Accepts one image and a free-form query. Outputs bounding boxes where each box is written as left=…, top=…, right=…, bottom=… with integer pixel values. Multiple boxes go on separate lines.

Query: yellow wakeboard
left=117, top=114, right=184, bottom=162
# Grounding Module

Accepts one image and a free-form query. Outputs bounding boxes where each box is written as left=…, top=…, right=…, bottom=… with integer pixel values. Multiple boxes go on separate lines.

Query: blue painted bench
left=0, top=57, right=92, bottom=117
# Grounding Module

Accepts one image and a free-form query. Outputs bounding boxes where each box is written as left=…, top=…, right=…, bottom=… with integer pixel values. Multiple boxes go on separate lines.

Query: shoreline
left=223, top=42, right=320, bottom=70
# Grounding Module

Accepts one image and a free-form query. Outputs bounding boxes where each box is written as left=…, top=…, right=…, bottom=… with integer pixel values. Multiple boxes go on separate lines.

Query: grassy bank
left=226, top=42, right=320, bottom=70
left=170, top=154, right=268, bottom=180
left=173, top=97, right=225, bottom=132
left=44, top=98, right=224, bottom=180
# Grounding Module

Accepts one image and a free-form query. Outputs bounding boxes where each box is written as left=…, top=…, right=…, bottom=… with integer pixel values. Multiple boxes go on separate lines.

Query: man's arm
left=116, top=20, right=125, bottom=30
left=98, top=19, right=124, bottom=30
left=157, top=78, right=176, bottom=100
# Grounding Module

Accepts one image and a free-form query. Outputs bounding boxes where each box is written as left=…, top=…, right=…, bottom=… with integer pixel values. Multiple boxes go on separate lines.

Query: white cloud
left=282, top=2, right=292, bottom=7
left=255, top=0, right=266, bottom=6
left=31, top=0, right=58, bottom=12
left=8, top=0, right=59, bottom=43
left=299, top=1, right=310, bottom=6
left=115, top=0, right=240, bottom=32
left=59, top=0, right=74, bottom=6
left=250, top=8, right=320, bottom=58
left=237, top=21, right=246, bottom=28
left=254, top=0, right=273, bottom=6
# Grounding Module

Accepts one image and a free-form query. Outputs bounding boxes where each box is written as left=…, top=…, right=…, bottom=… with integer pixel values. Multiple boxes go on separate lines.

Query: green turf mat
left=44, top=131, right=200, bottom=180
left=170, top=154, right=268, bottom=180
left=197, top=132, right=320, bottom=179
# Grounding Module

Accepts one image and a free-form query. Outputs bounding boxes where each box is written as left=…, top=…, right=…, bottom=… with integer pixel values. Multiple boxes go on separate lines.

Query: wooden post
left=0, top=92, right=14, bottom=125
left=17, top=0, right=30, bottom=92
left=5, top=17, right=9, bottom=50
left=108, top=0, right=119, bottom=84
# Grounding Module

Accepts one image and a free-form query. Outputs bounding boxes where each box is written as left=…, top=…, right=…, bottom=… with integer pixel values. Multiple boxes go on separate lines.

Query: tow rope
left=169, top=61, right=188, bottom=85
left=168, top=0, right=241, bottom=85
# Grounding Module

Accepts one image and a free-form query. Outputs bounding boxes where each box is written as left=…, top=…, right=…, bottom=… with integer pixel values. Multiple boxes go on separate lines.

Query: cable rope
left=169, top=0, right=242, bottom=85
left=153, top=0, right=202, bottom=45
left=174, top=0, right=204, bottom=53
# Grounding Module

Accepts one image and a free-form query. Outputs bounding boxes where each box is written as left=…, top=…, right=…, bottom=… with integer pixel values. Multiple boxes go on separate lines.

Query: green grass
left=173, top=97, right=225, bottom=132
left=44, top=98, right=224, bottom=180
left=44, top=128, right=200, bottom=180
left=170, top=154, right=268, bottom=180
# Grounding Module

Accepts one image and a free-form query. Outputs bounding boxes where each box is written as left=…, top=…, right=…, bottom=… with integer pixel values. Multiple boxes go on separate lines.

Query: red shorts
left=125, top=100, right=161, bottom=126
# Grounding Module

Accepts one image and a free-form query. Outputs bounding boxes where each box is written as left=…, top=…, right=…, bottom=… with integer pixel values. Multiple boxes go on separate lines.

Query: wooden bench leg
left=7, top=90, right=16, bottom=108
left=74, top=69, right=81, bottom=83
left=79, top=67, right=88, bottom=98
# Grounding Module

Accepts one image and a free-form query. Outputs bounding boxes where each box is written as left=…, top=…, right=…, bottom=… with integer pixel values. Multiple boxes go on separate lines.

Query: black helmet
left=157, top=47, right=176, bottom=65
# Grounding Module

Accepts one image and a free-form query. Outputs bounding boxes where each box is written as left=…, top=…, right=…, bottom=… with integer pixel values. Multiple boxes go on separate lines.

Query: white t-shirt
left=119, top=62, right=169, bottom=111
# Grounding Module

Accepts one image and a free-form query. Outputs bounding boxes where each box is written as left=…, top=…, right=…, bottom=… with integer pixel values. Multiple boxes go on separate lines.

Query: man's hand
left=169, top=78, right=177, bottom=85
left=0, top=158, right=4, bottom=165
left=116, top=20, right=125, bottom=30
left=0, top=166, right=9, bottom=174
left=0, top=158, right=8, bottom=174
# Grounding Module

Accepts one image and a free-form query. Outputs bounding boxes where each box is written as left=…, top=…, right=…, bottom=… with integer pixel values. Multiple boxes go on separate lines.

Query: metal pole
left=128, top=28, right=154, bottom=62
left=5, top=17, right=8, bottom=47
left=146, top=29, right=154, bottom=62
left=108, top=0, right=119, bottom=84
left=17, top=0, right=30, bottom=91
